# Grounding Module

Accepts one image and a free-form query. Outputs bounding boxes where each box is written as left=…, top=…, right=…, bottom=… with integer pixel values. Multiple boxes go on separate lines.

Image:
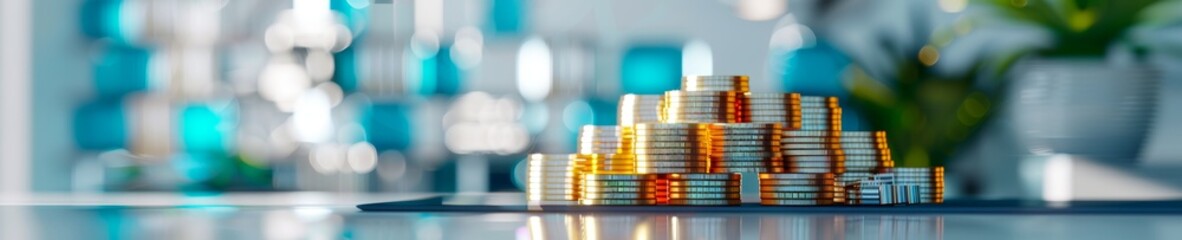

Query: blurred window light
left=347, top=142, right=378, bottom=173
left=736, top=0, right=786, bottom=21
left=452, top=27, right=485, bottom=70
left=681, top=40, right=713, bottom=76
left=516, top=37, right=553, bottom=101
left=73, top=99, right=128, bottom=150
left=488, top=0, right=525, bottom=34
left=94, top=44, right=151, bottom=98
left=414, top=0, right=444, bottom=34
left=79, top=0, right=145, bottom=43
left=306, top=50, right=336, bottom=82
left=291, top=89, right=335, bottom=143
left=939, top=0, right=968, bottom=13
left=258, top=58, right=313, bottom=112
left=620, top=45, right=681, bottom=94
left=310, top=144, right=345, bottom=174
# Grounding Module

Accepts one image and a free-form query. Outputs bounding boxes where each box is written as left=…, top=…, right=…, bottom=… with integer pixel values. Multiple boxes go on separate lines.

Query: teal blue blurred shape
left=779, top=39, right=868, bottom=131
left=180, top=104, right=233, bottom=153
left=436, top=46, right=464, bottom=95
left=331, top=0, right=370, bottom=34
left=334, top=43, right=360, bottom=93
left=621, top=46, right=682, bottom=94
left=94, top=44, right=150, bottom=98
left=410, top=45, right=464, bottom=96
left=488, top=0, right=525, bottom=34
left=362, top=103, right=413, bottom=151
left=173, top=152, right=227, bottom=183
left=73, top=99, right=127, bottom=150
left=588, top=98, right=618, bottom=125
left=79, top=0, right=140, bottom=43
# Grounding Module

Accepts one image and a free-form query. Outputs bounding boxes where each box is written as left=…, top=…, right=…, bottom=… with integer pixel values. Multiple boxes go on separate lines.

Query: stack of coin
left=798, top=96, right=841, bottom=131
left=657, top=173, right=742, bottom=205
left=578, top=153, right=636, bottom=174
left=891, top=167, right=944, bottom=203
left=619, top=94, right=663, bottom=125
left=681, top=75, right=749, bottom=92
left=758, top=173, right=843, bottom=205
left=578, top=126, right=624, bottom=154
left=632, top=123, right=711, bottom=173
left=581, top=174, right=658, bottom=206
left=782, top=131, right=894, bottom=174
left=660, top=91, right=743, bottom=123
left=744, top=92, right=801, bottom=128
left=528, top=154, right=580, bottom=205
left=780, top=130, right=846, bottom=173
left=708, top=123, right=783, bottom=173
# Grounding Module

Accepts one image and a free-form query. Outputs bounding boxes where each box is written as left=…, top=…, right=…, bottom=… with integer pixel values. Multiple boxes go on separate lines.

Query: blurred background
left=1, top=0, right=1182, bottom=201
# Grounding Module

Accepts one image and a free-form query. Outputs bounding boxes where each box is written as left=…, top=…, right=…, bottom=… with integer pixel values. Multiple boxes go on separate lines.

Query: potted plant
left=975, top=0, right=1180, bottom=165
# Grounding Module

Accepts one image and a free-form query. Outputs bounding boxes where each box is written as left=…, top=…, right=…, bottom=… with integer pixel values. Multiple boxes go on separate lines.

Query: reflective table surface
left=3, top=193, right=1182, bottom=240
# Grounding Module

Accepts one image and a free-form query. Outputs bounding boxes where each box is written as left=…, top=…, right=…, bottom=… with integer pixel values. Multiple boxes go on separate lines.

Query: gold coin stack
left=758, top=173, right=843, bottom=205
left=528, top=154, right=580, bottom=205
left=744, top=92, right=801, bottom=128
left=579, top=153, right=636, bottom=174
left=660, top=91, right=743, bottom=123
left=656, top=173, right=742, bottom=206
left=892, top=167, right=945, bottom=203
left=777, top=96, right=845, bottom=175
left=578, top=126, right=624, bottom=154
left=618, top=94, right=663, bottom=125
left=580, top=174, right=658, bottom=206
left=632, top=123, right=711, bottom=174
left=681, top=75, right=750, bottom=92
left=708, top=123, right=784, bottom=173
left=797, top=96, right=841, bottom=131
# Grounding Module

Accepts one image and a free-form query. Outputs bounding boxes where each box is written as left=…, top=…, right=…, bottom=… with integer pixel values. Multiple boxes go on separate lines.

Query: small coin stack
left=708, top=123, right=783, bottom=173
left=619, top=94, right=663, bottom=125
left=660, top=90, right=743, bottom=123
left=758, top=173, right=843, bottom=205
left=657, top=173, right=743, bottom=206
left=892, top=167, right=945, bottom=203
left=845, top=179, right=893, bottom=205
left=745, top=93, right=802, bottom=128
left=528, top=154, right=580, bottom=205
left=578, top=126, right=624, bottom=154
left=580, top=174, right=658, bottom=206
left=632, top=123, right=711, bottom=174
left=682, top=75, right=750, bottom=92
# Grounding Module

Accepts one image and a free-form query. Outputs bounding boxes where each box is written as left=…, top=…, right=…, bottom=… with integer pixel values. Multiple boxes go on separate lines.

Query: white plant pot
left=1007, top=58, right=1159, bottom=165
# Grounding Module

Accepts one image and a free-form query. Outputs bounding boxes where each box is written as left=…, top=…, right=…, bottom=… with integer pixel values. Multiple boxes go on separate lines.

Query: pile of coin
left=660, top=91, right=743, bottom=123
left=657, top=173, right=742, bottom=205
left=632, top=123, right=711, bottom=174
left=619, top=94, right=662, bottom=125
left=581, top=174, right=658, bottom=206
left=528, top=154, right=580, bottom=205
left=708, top=123, right=783, bottom=173
left=578, top=126, right=624, bottom=154
left=745, top=93, right=801, bottom=128
left=892, top=167, right=944, bottom=203
left=523, top=74, right=944, bottom=206
left=758, top=173, right=843, bottom=205
left=682, top=75, right=749, bottom=92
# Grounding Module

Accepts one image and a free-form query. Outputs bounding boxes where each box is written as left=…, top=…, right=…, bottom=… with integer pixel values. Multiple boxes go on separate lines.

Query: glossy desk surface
left=3, top=193, right=1182, bottom=240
